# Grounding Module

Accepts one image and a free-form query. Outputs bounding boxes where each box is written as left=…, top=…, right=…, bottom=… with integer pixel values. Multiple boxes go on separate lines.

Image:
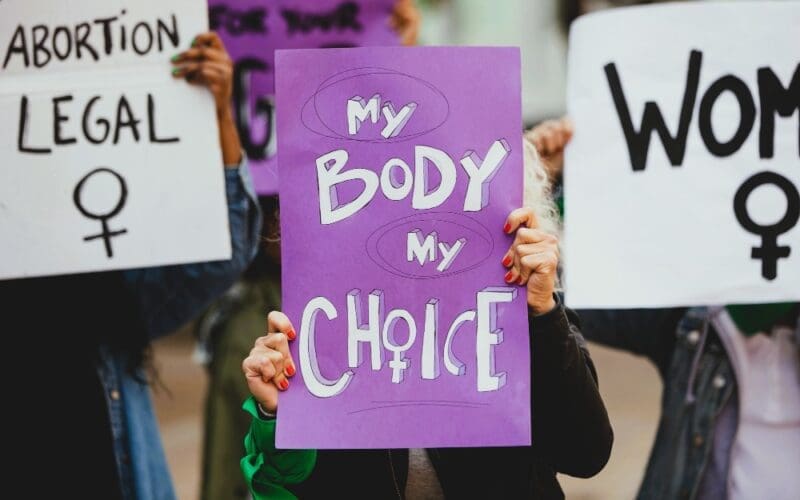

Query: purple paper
left=276, top=47, right=529, bottom=449
left=208, top=0, right=399, bottom=194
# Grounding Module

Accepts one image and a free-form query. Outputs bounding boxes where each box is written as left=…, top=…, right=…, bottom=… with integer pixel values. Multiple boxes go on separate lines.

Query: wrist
left=216, top=106, right=235, bottom=123
left=529, top=295, right=557, bottom=317
left=256, top=402, right=276, bottom=420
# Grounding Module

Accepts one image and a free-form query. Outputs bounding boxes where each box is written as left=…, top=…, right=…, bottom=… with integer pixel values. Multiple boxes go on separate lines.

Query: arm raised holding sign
left=124, top=32, right=259, bottom=338
left=238, top=140, right=613, bottom=498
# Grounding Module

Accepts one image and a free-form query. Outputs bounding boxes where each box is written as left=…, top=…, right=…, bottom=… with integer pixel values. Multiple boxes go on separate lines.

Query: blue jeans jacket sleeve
left=122, top=163, right=262, bottom=339
left=575, top=307, right=687, bottom=376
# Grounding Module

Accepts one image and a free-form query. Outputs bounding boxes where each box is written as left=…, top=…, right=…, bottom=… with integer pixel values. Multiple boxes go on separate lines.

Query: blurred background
left=153, top=1, right=665, bottom=498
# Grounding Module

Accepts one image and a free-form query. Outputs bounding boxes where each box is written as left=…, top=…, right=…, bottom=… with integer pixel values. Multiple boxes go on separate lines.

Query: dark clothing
left=289, top=302, right=614, bottom=499
left=5, top=271, right=140, bottom=500
left=4, top=166, right=260, bottom=499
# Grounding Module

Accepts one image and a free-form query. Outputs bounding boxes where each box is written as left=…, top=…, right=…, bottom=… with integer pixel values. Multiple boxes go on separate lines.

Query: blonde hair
left=522, top=138, right=561, bottom=237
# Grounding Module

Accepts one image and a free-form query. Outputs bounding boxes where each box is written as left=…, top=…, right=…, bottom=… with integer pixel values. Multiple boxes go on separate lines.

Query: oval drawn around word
left=366, top=212, right=494, bottom=279
left=301, top=67, right=450, bottom=143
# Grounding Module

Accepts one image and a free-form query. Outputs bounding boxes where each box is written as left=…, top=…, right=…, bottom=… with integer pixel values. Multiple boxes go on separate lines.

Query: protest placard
left=275, top=47, right=530, bottom=448
left=565, top=1, right=800, bottom=308
left=0, top=0, right=231, bottom=280
left=208, top=0, right=399, bottom=194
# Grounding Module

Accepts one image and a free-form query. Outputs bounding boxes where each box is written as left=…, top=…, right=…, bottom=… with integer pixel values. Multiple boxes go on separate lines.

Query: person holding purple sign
left=196, top=3, right=420, bottom=499
left=239, top=141, right=613, bottom=499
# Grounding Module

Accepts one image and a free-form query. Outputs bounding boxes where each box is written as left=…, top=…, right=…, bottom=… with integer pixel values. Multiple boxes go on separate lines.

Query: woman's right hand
left=242, top=311, right=298, bottom=414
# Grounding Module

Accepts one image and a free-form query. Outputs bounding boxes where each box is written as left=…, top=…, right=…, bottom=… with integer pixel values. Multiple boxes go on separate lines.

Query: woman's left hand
left=502, top=207, right=559, bottom=316
left=171, top=31, right=242, bottom=166
left=391, top=0, right=420, bottom=46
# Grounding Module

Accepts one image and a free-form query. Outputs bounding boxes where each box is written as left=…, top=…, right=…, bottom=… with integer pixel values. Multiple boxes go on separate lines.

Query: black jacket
left=290, top=302, right=614, bottom=499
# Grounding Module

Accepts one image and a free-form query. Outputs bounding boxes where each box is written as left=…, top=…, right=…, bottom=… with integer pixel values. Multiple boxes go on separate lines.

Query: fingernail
left=502, top=255, right=512, bottom=267
left=504, top=271, right=513, bottom=283
left=171, top=67, right=180, bottom=75
left=287, top=328, right=297, bottom=341
left=503, top=222, right=512, bottom=234
left=171, top=54, right=180, bottom=62
left=286, top=363, right=296, bottom=377
left=279, top=379, right=289, bottom=390
left=518, top=276, right=526, bottom=285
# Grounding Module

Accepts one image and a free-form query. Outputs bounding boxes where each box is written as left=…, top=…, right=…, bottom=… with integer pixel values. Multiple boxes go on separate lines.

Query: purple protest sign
left=276, top=47, right=529, bottom=449
left=208, top=0, right=399, bottom=194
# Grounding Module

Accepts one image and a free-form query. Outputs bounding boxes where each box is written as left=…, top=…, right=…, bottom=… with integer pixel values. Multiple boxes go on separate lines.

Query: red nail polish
left=503, top=222, right=512, bottom=234
left=286, top=364, right=296, bottom=377
left=279, top=379, right=289, bottom=390
left=502, top=255, right=512, bottom=267
left=504, top=271, right=513, bottom=283
left=287, top=329, right=296, bottom=340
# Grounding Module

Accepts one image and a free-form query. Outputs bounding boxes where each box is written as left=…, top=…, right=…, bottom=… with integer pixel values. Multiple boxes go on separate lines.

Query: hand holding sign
left=171, top=31, right=243, bottom=166
left=243, top=312, right=298, bottom=414
left=172, top=32, right=233, bottom=113
left=502, top=207, right=559, bottom=316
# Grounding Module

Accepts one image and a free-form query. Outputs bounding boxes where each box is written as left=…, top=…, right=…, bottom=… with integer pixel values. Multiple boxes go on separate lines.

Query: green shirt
left=240, top=397, right=317, bottom=500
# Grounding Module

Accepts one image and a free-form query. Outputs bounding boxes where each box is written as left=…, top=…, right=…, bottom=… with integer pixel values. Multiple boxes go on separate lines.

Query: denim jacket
left=578, top=307, right=737, bottom=500
left=106, top=165, right=261, bottom=500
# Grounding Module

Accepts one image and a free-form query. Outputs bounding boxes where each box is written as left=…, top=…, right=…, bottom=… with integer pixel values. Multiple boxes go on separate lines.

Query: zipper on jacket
left=387, top=450, right=403, bottom=499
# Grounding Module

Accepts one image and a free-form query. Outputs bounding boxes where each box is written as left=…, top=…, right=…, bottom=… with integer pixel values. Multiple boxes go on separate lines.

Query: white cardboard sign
left=565, top=1, right=800, bottom=308
left=0, top=0, right=231, bottom=280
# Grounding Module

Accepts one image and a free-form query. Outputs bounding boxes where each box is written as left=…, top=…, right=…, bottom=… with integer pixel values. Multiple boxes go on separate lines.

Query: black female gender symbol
left=73, top=167, right=128, bottom=258
left=733, top=171, right=799, bottom=281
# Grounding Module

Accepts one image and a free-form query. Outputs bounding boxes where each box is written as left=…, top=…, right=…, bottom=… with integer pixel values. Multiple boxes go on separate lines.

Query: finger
left=259, top=333, right=296, bottom=378
left=172, top=46, right=228, bottom=64
left=510, top=240, right=556, bottom=283
left=176, top=63, right=229, bottom=86
left=518, top=251, right=559, bottom=284
left=560, top=117, right=574, bottom=139
left=171, top=61, right=216, bottom=79
left=265, top=350, right=290, bottom=391
left=267, top=311, right=297, bottom=340
left=525, top=127, right=544, bottom=151
left=503, top=265, right=519, bottom=285
left=191, top=31, right=225, bottom=50
left=504, top=207, right=538, bottom=234
left=513, top=242, right=559, bottom=280
left=543, top=123, right=559, bottom=154
left=514, top=227, right=555, bottom=246
left=514, top=241, right=561, bottom=261
left=242, top=352, right=277, bottom=382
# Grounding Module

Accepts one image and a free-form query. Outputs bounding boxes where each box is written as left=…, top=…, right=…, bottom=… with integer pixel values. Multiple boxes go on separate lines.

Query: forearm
left=530, top=302, right=613, bottom=478
left=218, top=108, right=243, bottom=167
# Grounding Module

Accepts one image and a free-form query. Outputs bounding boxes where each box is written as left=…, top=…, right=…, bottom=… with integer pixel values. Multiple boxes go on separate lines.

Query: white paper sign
left=0, top=0, right=231, bottom=280
left=565, top=1, right=800, bottom=309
